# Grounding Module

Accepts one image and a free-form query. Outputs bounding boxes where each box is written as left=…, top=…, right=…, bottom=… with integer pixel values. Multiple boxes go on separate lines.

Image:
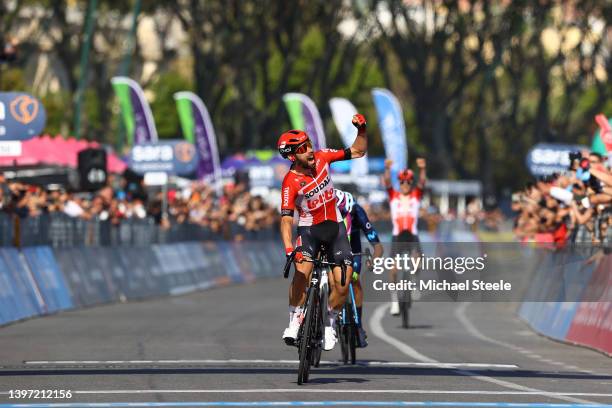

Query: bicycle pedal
left=284, top=337, right=296, bottom=346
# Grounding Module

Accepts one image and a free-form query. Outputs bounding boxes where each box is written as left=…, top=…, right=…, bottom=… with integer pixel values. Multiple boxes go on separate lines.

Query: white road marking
left=21, top=359, right=518, bottom=369
left=0, top=389, right=611, bottom=397
left=369, top=303, right=594, bottom=405
left=369, top=304, right=438, bottom=363
left=455, top=302, right=607, bottom=377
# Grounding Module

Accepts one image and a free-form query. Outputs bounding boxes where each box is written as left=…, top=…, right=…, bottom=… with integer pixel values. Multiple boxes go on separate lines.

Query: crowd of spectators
left=512, top=151, right=612, bottom=244
left=7, top=148, right=610, bottom=247
left=0, top=173, right=279, bottom=240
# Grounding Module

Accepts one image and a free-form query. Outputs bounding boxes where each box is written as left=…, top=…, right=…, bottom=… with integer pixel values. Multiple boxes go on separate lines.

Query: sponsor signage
left=0, top=92, right=47, bottom=141
left=525, top=143, right=589, bottom=176
left=128, top=140, right=198, bottom=175
left=144, top=172, right=169, bottom=186
left=0, top=140, right=22, bottom=156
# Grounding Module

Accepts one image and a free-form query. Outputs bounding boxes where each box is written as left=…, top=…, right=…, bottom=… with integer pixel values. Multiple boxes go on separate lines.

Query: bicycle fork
left=319, top=268, right=330, bottom=327
left=341, top=282, right=359, bottom=326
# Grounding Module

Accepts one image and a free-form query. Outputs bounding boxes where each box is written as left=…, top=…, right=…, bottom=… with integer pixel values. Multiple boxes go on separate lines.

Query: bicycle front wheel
left=298, top=287, right=317, bottom=385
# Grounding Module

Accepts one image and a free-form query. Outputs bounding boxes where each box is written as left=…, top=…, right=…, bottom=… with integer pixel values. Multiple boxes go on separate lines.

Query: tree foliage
left=1, top=0, right=610, bottom=195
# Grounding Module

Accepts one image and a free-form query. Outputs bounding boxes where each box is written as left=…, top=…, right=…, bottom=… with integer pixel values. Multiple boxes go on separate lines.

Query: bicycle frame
left=341, top=282, right=359, bottom=326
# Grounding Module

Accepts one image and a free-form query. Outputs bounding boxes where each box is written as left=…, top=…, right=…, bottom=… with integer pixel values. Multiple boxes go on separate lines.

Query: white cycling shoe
left=323, top=326, right=337, bottom=351
left=390, top=301, right=400, bottom=316
left=282, top=318, right=301, bottom=346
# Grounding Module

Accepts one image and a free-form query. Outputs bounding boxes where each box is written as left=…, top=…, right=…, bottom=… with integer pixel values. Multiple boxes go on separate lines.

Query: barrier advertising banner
left=22, top=246, right=73, bottom=313
left=566, top=255, right=612, bottom=355
left=0, top=248, right=43, bottom=319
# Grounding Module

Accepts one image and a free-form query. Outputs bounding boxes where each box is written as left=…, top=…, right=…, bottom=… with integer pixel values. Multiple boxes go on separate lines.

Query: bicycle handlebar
left=283, top=251, right=295, bottom=279
left=282, top=250, right=347, bottom=286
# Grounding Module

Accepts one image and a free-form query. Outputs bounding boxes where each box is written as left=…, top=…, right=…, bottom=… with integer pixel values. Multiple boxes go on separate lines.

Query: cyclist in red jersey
left=278, top=113, right=367, bottom=350
left=383, top=157, right=427, bottom=315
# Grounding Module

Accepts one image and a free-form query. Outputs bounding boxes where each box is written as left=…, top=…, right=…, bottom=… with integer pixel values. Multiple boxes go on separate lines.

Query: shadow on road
left=398, top=324, right=434, bottom=329
left=1, top=366, right=610, bottom=381
left=307, top=377, right=369, bottom=385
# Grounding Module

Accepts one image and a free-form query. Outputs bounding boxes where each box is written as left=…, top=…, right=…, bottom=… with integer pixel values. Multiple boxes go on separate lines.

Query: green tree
left=149, top=70, right=192, bottom=139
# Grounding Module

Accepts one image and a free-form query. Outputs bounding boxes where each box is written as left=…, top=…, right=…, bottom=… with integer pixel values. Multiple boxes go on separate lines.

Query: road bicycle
left=284, top=246, right=346, bottom=385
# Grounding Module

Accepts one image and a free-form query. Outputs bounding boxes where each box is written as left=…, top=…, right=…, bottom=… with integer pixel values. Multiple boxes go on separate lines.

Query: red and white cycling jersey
left=281, top=149, right=349, bottom=226
left=388, top=187, right=423, bottom=236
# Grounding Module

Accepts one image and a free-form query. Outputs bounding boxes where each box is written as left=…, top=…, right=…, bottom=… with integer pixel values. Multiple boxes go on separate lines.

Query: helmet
left=335, top=189, right=355, bottom=214
left=398, top=169, right=414, bottom=182
left=277, top=130, right=309, bottom=158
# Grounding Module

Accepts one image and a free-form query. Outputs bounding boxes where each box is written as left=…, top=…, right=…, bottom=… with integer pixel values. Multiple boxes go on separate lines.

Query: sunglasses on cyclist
left=399, top=180, right=412, bottom=185
left=294, top=140, right=312, bottom=154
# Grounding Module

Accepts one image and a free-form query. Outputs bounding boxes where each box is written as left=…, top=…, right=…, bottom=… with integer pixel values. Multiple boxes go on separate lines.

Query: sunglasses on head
left=294, top=140, right=312, bottom=154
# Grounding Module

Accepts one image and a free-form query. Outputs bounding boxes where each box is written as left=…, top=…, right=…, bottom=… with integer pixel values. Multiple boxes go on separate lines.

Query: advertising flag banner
left=0, top=92, right=46, bottom=141
left=329, top=97, right=368, bottom=176
left=174, top=92, right=222, bottom=183
left=111, top=77, right=158, bottom=145
left=283, top=93, right=326, bottom=150
left=371, top=88, right=407, bottom=186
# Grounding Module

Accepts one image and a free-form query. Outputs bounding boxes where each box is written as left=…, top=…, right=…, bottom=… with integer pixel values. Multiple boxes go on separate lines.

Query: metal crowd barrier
left=1, top=212, right=279, bottom=248
left=0, top=212, right=14, bottom=246
left=570, top=212, right=612, bottom=244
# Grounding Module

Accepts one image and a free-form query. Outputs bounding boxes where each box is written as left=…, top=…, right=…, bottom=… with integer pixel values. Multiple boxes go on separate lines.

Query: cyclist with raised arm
left=335, top=189, right=384, bottom=347
left=383, top=158, right=427, bottom=315
left=279, top=114, right=368, bottom=351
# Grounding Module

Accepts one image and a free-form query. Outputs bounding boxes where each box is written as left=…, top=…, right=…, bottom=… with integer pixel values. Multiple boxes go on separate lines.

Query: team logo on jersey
left=307, top=188, right=334, bottom=209
left=300, top=181, right=306, bottom=187
left=304, top=177, right=330, bottom=199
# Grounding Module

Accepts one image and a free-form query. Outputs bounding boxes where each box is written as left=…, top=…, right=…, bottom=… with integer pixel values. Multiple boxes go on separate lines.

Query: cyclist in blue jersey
left=335, top=189, right=384, bottom=347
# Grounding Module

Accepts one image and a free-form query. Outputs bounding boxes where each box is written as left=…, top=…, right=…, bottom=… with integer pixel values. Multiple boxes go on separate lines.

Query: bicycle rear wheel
left=298, top=287, right=317, bottom=385
left=338, top=310, right=348, bottom=364
left=400, top=290, right=411, bottom=329
left=348, top=324, right=357, bottom=364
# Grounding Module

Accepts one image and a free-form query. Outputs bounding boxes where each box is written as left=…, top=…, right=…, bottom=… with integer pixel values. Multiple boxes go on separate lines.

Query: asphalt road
left=0, top=277, right=611, bottom=407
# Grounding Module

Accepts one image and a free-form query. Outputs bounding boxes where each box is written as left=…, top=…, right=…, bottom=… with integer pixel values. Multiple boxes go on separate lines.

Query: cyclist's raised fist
left=384, top=159, right=393, bottom=169
left=416, top=157, right=426, bottom=169
left=352, top=114, right=367, bottom=129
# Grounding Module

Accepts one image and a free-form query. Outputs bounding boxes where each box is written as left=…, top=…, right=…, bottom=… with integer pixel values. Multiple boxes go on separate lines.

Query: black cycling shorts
left=297, top=221, right=353, bottom=268
left=391, top=230, right=421, bottom=256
